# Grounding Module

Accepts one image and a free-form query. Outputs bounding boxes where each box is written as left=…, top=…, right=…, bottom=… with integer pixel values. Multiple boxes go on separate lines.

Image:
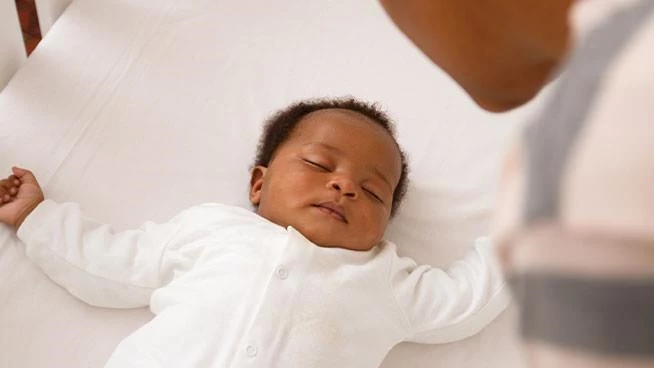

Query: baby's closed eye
left=303, top=158, right=332, bottom=172
left=363, top=187, right=384, bottom=203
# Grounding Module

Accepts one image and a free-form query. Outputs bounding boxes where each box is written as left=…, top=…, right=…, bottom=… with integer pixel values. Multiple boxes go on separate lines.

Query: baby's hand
left=0, top=167, right=45, bottom=230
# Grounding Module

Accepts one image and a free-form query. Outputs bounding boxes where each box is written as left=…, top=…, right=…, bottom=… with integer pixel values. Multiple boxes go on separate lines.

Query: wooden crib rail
left=0, top=0, right=72, bottom=91
left=0, top=0, right=26, bottom=90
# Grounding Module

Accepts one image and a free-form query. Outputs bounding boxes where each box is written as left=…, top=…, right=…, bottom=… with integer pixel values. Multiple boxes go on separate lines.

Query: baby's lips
left=315, top=201, right=348, bottom=223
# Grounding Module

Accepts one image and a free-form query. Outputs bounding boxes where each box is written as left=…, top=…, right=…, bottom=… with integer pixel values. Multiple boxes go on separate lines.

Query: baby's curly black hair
left=253, top=97, right=409, bottom=217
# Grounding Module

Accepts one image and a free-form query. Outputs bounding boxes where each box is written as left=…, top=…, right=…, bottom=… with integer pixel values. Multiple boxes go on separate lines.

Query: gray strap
left=523, top=0, right=654, bottom=223
left=510, top=273, right=654, bottom=356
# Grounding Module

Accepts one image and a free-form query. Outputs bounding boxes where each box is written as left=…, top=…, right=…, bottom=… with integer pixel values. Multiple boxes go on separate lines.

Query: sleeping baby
left=0, top=98, right=507, bottom=368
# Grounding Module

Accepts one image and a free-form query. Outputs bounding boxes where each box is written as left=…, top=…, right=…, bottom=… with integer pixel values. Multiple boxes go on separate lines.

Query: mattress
left=0, top=0, right=549, bottom=366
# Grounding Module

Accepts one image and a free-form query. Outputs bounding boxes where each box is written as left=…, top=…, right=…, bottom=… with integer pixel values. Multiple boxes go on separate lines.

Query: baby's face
left=250, top=109, right=402, bottom=251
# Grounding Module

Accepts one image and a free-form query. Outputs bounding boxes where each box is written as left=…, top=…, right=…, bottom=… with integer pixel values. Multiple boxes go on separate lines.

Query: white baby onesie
left=18, top=200, right=508, bottom=368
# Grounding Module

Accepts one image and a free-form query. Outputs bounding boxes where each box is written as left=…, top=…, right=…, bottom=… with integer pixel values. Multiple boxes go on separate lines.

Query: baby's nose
left=329, top=178, right=358, bottom=198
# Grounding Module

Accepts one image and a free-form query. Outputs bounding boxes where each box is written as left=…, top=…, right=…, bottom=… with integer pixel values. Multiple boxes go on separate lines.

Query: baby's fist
left=0, top=167, right=44, bottom=230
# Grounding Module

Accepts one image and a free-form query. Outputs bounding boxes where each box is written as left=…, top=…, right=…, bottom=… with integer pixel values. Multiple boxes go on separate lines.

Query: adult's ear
left=249, top=165, right=267, bottom=205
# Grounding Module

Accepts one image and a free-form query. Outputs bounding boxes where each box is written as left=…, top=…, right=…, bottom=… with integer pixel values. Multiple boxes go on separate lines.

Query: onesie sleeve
left=390, top=237, right=510, bottom=344
left=16, top=200, right=184, bottom=308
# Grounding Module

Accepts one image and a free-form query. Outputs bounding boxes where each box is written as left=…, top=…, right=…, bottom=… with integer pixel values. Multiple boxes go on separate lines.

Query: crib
left=0, top=0, right=558, bottom=366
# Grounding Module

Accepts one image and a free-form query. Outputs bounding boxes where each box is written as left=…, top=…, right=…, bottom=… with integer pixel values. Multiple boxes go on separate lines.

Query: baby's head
left=250, top=97, right=409, bottom=251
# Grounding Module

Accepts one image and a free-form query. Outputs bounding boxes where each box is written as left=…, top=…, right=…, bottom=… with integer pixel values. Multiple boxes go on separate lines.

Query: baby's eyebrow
left=304, top=142, right=342, bottom=153
left=371, top=167, right=393, bottom=192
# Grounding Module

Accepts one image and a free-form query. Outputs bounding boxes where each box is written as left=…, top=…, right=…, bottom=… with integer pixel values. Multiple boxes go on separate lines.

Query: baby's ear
left=249, top=166, right=267, bottom=205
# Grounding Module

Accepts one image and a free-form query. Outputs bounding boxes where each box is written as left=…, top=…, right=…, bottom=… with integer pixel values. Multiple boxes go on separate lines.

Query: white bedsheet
left=0, top=0, right=545, bottom=366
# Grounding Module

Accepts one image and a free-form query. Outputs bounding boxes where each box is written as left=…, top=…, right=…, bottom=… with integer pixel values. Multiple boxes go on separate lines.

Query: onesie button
left=276, top=266, right=289, bottom=280
left=246, top=345, right=258, bottom=357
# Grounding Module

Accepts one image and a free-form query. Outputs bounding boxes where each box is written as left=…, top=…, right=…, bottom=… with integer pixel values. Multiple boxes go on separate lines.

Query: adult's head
left=380, top=0, right=575, bottom=112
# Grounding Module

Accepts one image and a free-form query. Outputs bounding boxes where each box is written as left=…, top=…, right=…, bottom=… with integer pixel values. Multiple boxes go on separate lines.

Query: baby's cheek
left=368, top=213, right=388, bottom=246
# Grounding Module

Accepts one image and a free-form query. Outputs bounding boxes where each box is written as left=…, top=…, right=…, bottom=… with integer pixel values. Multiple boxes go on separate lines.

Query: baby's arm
left=1, top=167, right=181, bottom=309
left=391, top=238, right=509, bottom=344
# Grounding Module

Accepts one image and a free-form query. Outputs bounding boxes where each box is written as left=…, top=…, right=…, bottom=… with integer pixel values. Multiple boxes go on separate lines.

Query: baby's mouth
left=313, top=202, right=348, bottom=223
